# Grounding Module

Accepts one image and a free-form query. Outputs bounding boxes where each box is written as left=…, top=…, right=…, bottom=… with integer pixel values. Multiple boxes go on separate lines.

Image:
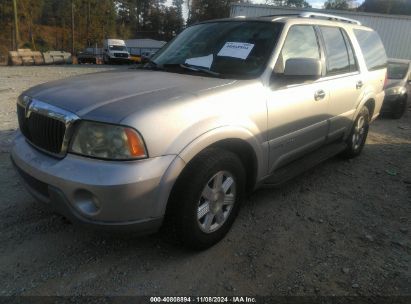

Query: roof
left=231, top=3, right=411, bottom=21
left=197, top=14, right=370, bottom=31
left=126, top=39, right=166, bottom=49
left=388, top=58, right=411, bottom=64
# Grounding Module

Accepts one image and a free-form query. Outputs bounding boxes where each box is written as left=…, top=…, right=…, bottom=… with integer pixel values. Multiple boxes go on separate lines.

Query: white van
left=103, top=39, right=130, bottom=64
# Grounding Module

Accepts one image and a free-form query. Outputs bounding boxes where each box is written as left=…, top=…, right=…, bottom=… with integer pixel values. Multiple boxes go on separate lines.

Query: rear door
left=318, top=26, right=364, bottom=142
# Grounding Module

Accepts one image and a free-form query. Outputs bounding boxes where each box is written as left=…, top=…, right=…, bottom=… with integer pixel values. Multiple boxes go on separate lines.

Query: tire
left=391, top=95, right=408, bottom=119
left=340, top=106, right=370, bottom=159
left=165, top=148, right=246, bottom=250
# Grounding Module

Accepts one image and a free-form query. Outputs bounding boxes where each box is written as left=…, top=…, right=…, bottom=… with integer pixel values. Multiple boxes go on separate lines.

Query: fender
left=154, top=126, right=268, bottom=217
left=353, top=87, right=384, bottom=123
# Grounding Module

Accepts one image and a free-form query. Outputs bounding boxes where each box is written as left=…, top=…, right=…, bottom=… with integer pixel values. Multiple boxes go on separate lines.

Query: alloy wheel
left=197, top=171, right=236, bottom=233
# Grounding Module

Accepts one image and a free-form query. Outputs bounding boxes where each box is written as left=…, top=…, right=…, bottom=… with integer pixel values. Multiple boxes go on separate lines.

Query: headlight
left=69, top=121, right=147, bottom=160
left=385, top=87, right=401, bottom=96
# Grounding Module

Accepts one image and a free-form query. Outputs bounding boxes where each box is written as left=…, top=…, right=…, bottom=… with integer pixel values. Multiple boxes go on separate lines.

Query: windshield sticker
left=185, top=54, right=213, bottom=69
left=217, top=42, right=255, bottom=60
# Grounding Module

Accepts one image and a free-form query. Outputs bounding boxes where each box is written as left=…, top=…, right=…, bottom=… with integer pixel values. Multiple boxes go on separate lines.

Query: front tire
left=341, top=106, right=370, bottom=159
left=166, top=148, right=246, bottom=250
left=391, top=95, right=408, bottom=119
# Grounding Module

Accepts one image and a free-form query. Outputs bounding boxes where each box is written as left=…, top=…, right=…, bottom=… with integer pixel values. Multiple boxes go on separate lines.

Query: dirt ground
left=0, top=66, right=410, bottom=297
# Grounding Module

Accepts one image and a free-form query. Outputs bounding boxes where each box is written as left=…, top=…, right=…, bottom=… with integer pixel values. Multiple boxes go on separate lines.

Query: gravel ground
left=0, top=66, right=410, bottom=297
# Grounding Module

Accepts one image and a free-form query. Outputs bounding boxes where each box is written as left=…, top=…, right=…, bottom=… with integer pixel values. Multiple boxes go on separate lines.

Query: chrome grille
left=114, top=53, right=129, bottom=58
left=17, top=98, right=79, bottom=157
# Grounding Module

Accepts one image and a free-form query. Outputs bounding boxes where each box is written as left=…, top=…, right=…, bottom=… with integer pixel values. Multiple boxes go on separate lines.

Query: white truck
left=103, top=39, right=130, bottom=64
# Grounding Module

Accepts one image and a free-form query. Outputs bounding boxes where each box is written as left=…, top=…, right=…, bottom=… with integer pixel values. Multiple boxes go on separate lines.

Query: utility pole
left=12, top=0, right=19, bottom=50
left=71, top=0, right=75, bottom=55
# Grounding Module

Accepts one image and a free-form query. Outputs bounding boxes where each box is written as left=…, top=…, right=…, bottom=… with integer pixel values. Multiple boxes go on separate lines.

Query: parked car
left=77, top=48, right=103, bottom=65
left=382, top=59, right=411, bottom=119
left=12, top=13, right=387, bottom=249
left=103, top=39, right=131, bottom=64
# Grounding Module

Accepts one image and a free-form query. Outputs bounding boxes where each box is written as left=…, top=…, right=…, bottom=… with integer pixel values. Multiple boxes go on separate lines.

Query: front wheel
left=391, top=96, right=408, bottom=119
left=165, top=148, right=246, bottom=249
left=340, top=106, right=370, bottom=159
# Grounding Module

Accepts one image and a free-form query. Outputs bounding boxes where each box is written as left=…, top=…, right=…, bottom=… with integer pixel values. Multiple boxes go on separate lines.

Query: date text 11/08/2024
left=150, top=297, right=257, bottom=303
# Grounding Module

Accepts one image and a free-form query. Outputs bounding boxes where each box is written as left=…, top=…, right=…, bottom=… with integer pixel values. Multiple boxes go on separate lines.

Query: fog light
left=73, top=190, right=101, bottom=217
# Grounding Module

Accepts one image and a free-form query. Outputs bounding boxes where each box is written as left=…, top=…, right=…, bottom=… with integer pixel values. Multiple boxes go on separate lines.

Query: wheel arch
left=155, top=127, right=266, bottom=218
left=364, top=98, right=376, bottom=120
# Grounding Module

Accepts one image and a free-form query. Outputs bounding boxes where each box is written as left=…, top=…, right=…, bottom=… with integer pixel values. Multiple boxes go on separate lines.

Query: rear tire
left=165, top=148, right=246, bottom=250
left=340, top=106, right=370, bottom=159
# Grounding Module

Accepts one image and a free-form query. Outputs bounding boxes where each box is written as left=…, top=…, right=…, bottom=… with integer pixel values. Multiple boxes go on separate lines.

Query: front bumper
left=11, top=133, right=178, bottom=232
left=381, top=94, right=406, bottom=113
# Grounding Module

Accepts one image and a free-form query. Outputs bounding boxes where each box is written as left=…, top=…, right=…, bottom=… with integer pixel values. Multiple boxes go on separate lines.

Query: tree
left=324, top=0, right=357, bottom=10
left=359, top=0, right=411, bottom=15
left=188, top=0, right=253, bottom=24
left=267, top=0, right=312, bottom=8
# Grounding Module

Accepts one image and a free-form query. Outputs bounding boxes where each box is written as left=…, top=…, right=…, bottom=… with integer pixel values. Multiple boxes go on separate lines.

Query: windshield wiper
left=179, top=63, right=221, bottom=77
left=140, top=61, right=221, bottom=77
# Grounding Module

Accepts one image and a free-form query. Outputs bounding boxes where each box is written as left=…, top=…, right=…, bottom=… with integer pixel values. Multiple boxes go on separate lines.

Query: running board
left=263, top=142, right=347, bottom=187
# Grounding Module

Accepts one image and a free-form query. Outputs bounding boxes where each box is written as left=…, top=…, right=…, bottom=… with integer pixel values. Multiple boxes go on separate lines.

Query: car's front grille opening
left=114, top=53, right=128, bottom=58
left=17, top=104, right=66, bottom=155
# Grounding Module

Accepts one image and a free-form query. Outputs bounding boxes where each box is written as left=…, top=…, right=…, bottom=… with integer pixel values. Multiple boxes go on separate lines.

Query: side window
left=274, top=25, right=320, bottom=74
left=354, top=29, right=387, bottom=71
left=320, top=26, right=350, bottom=76
left=342, top=30, right=358, bottom=72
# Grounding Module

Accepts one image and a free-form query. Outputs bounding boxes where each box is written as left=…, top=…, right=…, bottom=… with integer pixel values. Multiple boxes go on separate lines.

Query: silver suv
left=12, top=13, right=387, bottom=249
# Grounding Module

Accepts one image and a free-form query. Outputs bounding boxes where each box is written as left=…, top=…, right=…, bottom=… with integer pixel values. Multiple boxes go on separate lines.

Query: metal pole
left=12, top=0, right=19, bottom=50
left=71, top=0, right=75, bottom=55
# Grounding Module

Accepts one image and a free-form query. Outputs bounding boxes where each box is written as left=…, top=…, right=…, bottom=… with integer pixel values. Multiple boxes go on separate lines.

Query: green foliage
left=267, top=0, right=312, bottom=8
left=324, top=0, right=355, bottom=10
left=0, top=0, right=185, bottom=54
left=1, top=0, right=409, bottom=57
left=359, top=0, right=411, bottom=15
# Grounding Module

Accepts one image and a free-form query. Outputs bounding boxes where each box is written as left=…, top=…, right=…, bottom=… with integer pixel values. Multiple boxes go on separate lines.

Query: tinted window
left=275, top=25, right=320, bottom=74
left=354, top=29, right=387, bottom=71
left=320, top=27, right=350, bottom=75
left=152, top=21, right=283, bottom=79
left=342, top=30, right=358, bottom=72
left=387, top=63, right=409, bottom=79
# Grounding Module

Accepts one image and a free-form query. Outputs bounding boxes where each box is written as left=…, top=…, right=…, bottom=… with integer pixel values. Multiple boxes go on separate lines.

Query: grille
left=114, top=53, right=128, bottom=58
left=17, top=105, right=66, bottom=154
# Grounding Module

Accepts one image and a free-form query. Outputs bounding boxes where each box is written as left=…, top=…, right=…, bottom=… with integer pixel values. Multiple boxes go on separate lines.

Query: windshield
left=387, top=62, right=409, bottom=80
left=109, top=45, right=127, bottom=52
left=151, top=21, right=283, bottom=79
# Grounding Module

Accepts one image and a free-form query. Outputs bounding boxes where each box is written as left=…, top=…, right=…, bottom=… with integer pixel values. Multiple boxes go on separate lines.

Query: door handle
left=314, top=90, right=326, bottom=101
left=356, top=81, right=363, bottom=89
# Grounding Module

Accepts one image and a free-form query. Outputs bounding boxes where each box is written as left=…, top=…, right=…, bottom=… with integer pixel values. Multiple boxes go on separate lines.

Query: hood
left=25, top=69, right=236, bottom=123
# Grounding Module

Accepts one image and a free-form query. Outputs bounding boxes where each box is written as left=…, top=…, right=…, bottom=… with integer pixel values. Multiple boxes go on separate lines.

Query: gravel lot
left=0, top=66, right=410, bottom=297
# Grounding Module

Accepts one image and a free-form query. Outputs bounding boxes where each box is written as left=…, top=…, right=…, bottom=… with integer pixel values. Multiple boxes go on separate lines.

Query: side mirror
left=284, top=58, right=322, bottom=79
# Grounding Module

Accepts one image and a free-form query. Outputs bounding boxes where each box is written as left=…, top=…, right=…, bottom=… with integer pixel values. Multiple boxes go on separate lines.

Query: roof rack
left=260, top=13, right=300, bottom=18
left=300, top=12, right=362, bottom=25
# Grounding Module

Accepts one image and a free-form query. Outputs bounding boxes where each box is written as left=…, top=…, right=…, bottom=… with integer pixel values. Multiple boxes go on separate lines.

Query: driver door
left=267, top=25, right=329, bottom=173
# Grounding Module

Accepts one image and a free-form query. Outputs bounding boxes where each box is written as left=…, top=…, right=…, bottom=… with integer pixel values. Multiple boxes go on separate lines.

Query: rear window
left=354, top=29, right=387, bottom=71
left=387, top=62, right=409, bottom=80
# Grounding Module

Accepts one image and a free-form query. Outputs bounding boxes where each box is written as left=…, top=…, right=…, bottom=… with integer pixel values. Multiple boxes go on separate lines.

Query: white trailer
left=230, top=4, right=411, bottom=60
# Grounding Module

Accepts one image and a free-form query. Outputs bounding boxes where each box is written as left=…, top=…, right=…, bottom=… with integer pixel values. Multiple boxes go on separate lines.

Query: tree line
left=0, top=0, right=410, bottom=58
